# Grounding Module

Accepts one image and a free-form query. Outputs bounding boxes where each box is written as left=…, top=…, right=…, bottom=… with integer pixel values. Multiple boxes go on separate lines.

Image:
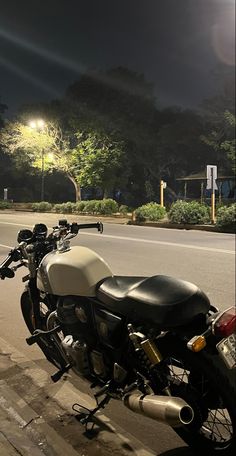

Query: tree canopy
left=1, top=66, right=234, bottom=205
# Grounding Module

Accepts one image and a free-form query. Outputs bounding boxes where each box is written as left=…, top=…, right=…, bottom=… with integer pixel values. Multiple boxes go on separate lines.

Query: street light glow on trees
left=28, top=118, right=47, bottom=201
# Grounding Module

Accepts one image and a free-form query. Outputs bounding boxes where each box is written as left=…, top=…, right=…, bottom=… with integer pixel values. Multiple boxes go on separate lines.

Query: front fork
left=26, top=278, right=41, bottom=328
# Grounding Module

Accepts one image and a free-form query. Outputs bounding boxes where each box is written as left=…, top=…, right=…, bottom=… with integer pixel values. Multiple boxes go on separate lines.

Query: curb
left=0, top=337, right=156, bottom=456
left=127, top=221, right=230, bottom=232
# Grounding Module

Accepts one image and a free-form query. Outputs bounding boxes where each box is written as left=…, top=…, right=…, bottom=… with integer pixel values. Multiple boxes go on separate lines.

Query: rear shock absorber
left=127, top=324, right=171, bottom=395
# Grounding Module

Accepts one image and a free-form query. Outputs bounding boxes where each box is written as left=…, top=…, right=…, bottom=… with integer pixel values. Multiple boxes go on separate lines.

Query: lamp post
left=29, top=119, right=45, bottom=201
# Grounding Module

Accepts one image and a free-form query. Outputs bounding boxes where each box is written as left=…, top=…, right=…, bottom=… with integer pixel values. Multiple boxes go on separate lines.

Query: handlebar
left=0, top=248, right=22, bottom=279
left=0, top=220, right=104, bottom=280
left=53, top=221, right=103, bottom=235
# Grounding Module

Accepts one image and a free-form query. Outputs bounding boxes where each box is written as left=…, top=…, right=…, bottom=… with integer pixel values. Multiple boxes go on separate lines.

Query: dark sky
left=0, top=0, right=235, bottom=114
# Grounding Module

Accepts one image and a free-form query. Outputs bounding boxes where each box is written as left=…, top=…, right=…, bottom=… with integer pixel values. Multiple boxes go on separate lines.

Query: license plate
left=217, top=333, right=236, bottom=369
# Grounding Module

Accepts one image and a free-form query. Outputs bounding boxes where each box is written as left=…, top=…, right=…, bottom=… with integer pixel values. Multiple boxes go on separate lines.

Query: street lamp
left=28, top=119, right=46, bottom=201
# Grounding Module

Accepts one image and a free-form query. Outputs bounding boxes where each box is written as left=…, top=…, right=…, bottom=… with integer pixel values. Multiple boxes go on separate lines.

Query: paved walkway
left=0, top=337, right=155, bottom=456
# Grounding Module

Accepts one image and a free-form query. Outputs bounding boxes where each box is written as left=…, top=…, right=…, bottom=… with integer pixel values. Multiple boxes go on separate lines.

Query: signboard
left=206, top=165, right=218, bottom=191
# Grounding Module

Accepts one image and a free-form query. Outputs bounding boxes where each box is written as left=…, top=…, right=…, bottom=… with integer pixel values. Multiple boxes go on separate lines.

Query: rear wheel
left=157, top=336, right=236, bottom=455
left=21, top=290, right=66, bottom=369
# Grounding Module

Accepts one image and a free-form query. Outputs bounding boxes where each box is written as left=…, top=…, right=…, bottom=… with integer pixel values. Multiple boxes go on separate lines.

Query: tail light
left=213, top=307, right=236, bottom=337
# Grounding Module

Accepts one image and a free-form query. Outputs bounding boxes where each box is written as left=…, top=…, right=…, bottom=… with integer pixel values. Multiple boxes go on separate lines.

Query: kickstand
left=72, top=394, right=111, bottom=432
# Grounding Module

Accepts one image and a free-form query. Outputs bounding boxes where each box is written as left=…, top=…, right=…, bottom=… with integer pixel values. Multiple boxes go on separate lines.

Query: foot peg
left=51, top=363, right=71, bottom=382
left=26, top=325, right=61, bottom=345
left=94, top=381, right=111, bottom=399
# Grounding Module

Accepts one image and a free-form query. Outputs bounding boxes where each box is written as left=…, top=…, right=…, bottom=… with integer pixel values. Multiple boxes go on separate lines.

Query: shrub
left=32, top=201, right=53, bottom=212
left=62, top=202, right=76, bottom=213
left=135, top=202, right=166, bottom=222
left=216, top=203, right=236, bottom=232
left=0, top=200, right=12, bottom=209
left=53, top=203, right=63, bottom=213
left=73, top=201, right=86, bottom=213
left=81, top=199, right=118, bottom=215
left=53, top=202, right=76, bottom=213
left=82, top=200, right=99, bottom=214
left=119, top=204, right=129, bottom=215
left=168, top=200, right=210, bottom=224
left=99, top=199, right=119, bottom=215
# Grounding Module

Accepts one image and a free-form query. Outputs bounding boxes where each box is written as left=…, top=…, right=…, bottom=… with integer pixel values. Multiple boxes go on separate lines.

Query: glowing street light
left=29, top=119, right=45, bottom=130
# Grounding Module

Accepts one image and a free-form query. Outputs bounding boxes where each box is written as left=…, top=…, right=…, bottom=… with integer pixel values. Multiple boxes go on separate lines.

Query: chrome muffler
left=123, top=393, right=194, bottom=428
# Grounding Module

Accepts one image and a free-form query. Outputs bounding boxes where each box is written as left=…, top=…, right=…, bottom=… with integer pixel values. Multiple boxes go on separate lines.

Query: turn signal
left=187, top=335, right=206, bottom=352
left=213, top=307, right=236, bottom=338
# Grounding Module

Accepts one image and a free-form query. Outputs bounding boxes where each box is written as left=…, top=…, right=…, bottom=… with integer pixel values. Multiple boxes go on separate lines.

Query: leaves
left=201, top=110, right=236, bottom=172
left=73, top=130, right=125, bottom=193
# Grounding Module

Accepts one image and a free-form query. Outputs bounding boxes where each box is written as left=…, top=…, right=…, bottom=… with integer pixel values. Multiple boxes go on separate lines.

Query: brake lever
left=11, top=262, right=27, bottom=272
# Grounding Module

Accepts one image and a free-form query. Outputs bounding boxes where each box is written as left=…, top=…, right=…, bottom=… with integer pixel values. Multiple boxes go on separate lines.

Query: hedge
left=0, top=200, right=12, bottom=209
left=216, top=203, right=236, bottom=232
left=53, top=199, right=119, bottom=216
left=135, top=202, right=166, bottom=222
left=31, top=202, right=53, bottom=212
left=168, top=200, right=210, bottom=224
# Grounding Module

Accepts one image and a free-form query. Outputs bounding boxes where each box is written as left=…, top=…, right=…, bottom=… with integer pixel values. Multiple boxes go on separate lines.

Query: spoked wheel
left=21, top=290, right=66, bottom=369
left=158, top=336, right=236, bottom=455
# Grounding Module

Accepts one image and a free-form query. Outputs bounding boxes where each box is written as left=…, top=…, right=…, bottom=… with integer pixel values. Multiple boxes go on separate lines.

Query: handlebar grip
left=76, top=222, right=103, bottom=233
left=0, top=267, right=15, bottom=279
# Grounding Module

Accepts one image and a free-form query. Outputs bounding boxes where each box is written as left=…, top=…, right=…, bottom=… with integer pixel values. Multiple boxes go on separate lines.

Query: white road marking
left=0, top=243, right=12, bottom=249
left=82, top=232, right=235, bottom=255
left=0, top=221, right=234, bottom=255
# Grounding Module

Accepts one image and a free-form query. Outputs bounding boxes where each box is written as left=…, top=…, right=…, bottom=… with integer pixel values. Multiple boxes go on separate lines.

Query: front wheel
left=157, top=335, right=236, bottom=455
left=21, top=290, right=66, bottom=369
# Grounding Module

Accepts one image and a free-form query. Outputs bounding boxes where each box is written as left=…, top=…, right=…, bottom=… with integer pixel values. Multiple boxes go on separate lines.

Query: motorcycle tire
left=157, top=335, right=236, bottom=456
left=21, top=291, right=66, bottom=370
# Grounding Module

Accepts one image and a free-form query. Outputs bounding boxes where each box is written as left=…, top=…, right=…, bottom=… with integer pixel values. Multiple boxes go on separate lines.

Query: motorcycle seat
left=96, top=275, right=210, bottom=328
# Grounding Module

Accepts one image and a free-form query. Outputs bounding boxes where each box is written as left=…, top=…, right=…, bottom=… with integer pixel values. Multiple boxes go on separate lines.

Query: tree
left=0, top=120, right=82, bottom=201
left=200, top=66, right=235, bottom=173
left=74, top=130, right=125, bottom=198
left=0, top=98, right=7, bottom=128
left=201, top=110, right=235, bottom=173
left=64, top=67, right=160, bottom=205
left=220, top=111, right=236, bottom=172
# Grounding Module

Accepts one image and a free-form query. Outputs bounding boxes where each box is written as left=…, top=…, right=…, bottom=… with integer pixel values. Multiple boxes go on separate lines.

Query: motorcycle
left=0, top=219, right=235, bottom=455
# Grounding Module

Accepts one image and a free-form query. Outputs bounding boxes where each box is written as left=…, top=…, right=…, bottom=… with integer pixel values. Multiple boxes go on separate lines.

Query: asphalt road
left=0, top=211, right=235, bottom=455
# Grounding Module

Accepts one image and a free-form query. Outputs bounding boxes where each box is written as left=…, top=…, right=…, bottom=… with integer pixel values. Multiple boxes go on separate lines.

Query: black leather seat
left=96, top=275, right=210, bottom=329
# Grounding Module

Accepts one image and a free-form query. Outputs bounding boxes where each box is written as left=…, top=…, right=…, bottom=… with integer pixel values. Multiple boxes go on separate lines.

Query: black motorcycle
left=1, top=219, right=235, bottom=455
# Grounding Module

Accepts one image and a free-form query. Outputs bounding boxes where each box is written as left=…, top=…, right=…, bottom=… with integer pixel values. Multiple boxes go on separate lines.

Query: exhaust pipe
left=124, top=393, right=194, bottom=428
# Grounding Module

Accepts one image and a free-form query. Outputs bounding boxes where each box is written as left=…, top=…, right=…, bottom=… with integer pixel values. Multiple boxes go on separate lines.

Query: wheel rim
left=167, top=356, right=234, bottom=448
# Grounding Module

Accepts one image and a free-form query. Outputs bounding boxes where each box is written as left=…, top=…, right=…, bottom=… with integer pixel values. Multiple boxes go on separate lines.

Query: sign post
left=206, top=165, right=217, bottom=224
left=160, top=180, right=167, bottom=207
left=3, top=188, right=8, bottom=201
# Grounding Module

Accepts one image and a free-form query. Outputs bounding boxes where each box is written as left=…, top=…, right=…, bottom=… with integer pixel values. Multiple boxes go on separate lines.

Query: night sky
left=0, top=0, right=235, bottom=115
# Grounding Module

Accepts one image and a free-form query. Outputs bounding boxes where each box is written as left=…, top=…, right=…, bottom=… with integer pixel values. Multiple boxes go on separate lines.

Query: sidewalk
left=0, top=337, right=156, bottom=456
left=0, top=402, right=45, bottom=456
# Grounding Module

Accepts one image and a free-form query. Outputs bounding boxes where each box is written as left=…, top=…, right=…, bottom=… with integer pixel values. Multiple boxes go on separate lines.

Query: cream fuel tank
left=37, top=245, right=112, bottom=297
